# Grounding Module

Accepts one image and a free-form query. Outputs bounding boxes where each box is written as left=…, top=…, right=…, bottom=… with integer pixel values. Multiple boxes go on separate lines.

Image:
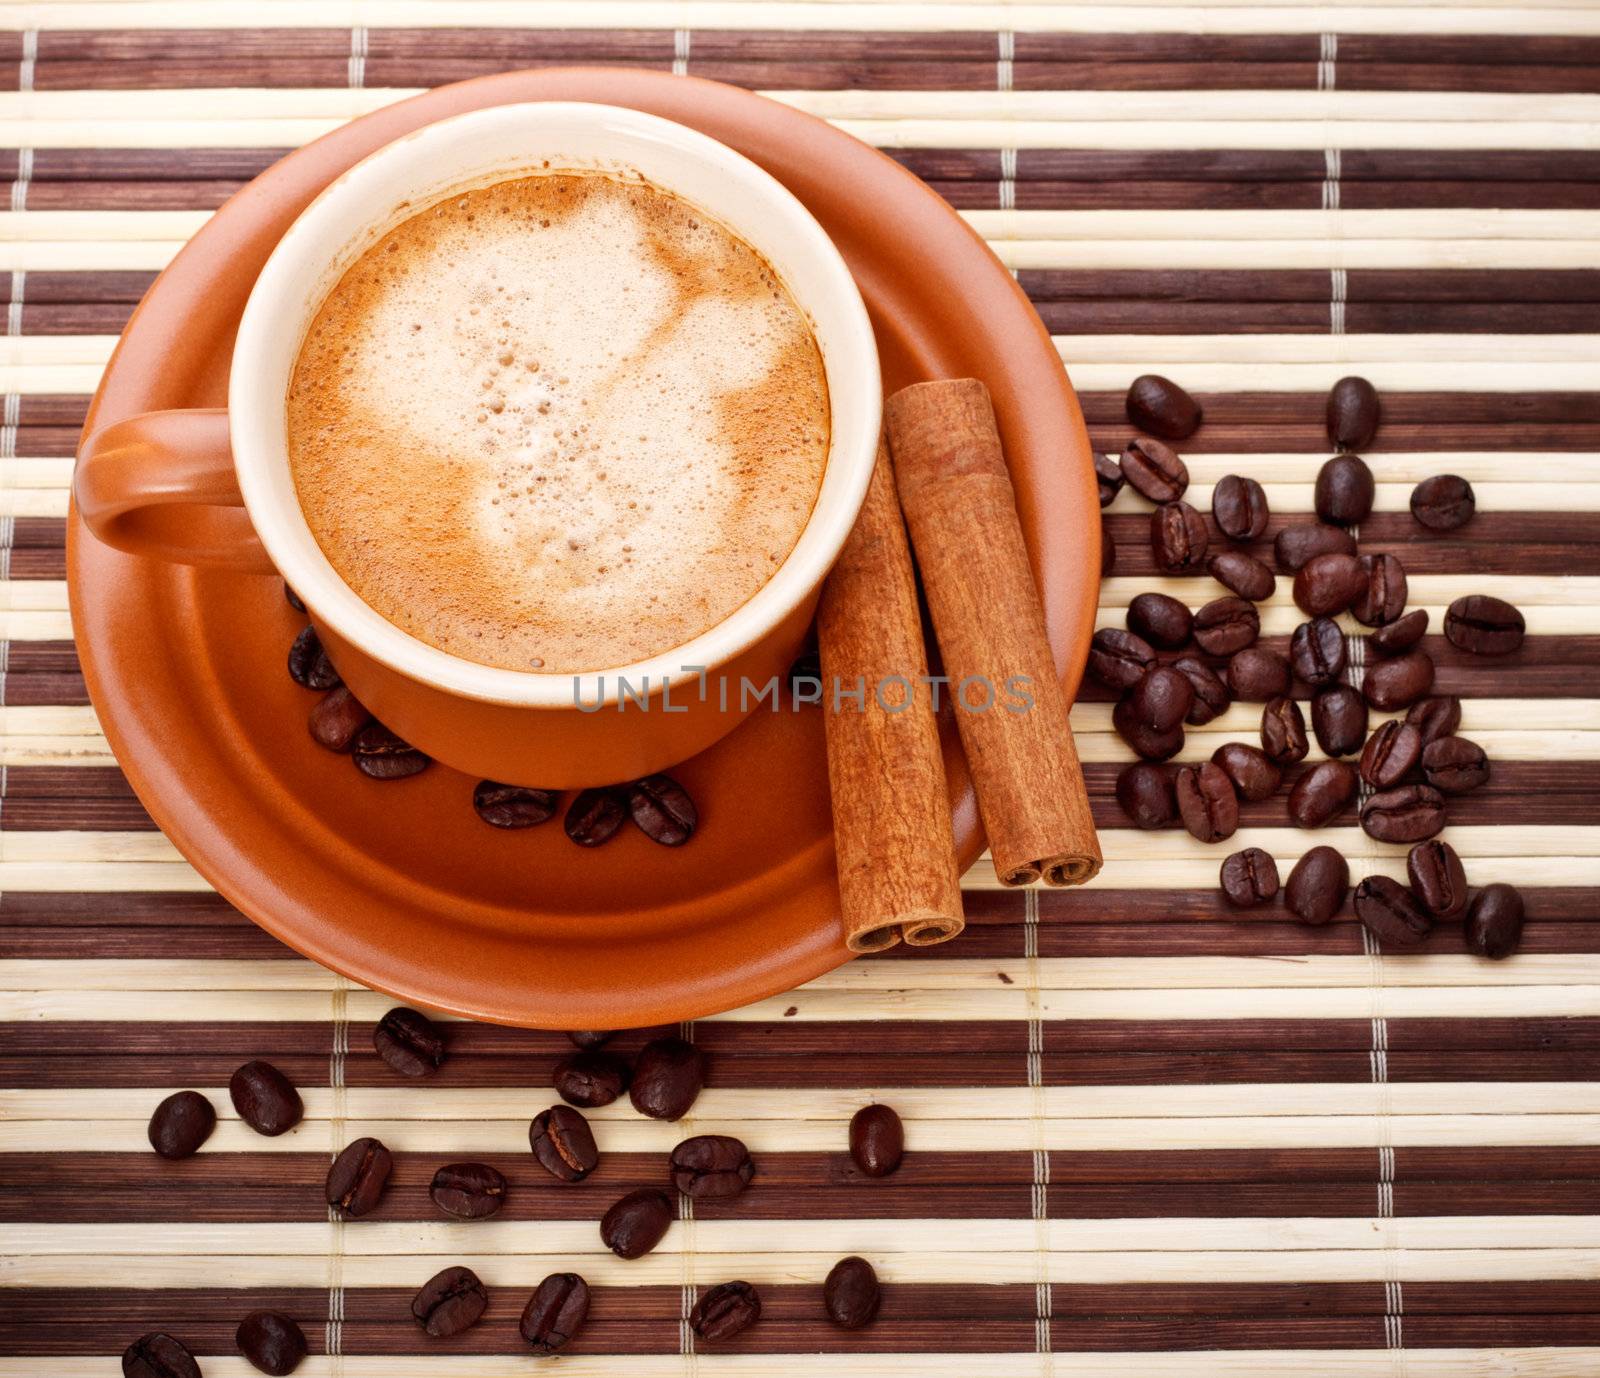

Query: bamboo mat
left=3, top=3, right=1600, bottom=1374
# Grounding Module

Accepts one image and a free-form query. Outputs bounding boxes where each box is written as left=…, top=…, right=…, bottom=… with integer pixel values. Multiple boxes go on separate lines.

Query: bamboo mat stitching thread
left=1024, top=886, right=1054, bottom=1371
left=677, top=1015, right=698, bottom=1372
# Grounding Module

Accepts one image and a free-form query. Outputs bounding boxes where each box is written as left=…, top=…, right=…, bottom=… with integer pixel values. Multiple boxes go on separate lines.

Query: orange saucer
left=68, top=69, right=1098, bottom=1028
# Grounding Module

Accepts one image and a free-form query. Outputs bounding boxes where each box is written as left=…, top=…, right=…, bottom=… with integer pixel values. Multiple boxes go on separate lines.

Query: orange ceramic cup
left=76, top=103, right=882, bottom=787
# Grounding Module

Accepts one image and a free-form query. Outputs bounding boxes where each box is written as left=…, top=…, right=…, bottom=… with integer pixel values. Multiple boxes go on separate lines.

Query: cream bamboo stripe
left=1106, top=484, right=1600, bottom=516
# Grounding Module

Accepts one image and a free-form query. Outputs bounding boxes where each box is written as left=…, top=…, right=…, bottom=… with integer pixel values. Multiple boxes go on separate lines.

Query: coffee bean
left=1406, top=695, right=1462, bottom=748
left=1361, top=785, right=1447, bottom=844
left=850, top=1103, right=905, bottom=1177
left=1293, top=553, right=1366, bottom=617
left=1220, top=847, right=1279, bottom=907
left=1314, top=453, right=1375, bottom=526
left=1128, top=665, right=1194, bottom=731
left=1211, top=743, right=1282, bottom=801
left=1127, top=592, right=1191, bottom=649
left=1287, top=760, right=1357, bottom=829
left=373, top=1006, right=445, bottom=1078
left=1290, top=617, right=1346, bottom=686
left=308, top=686, right=371, bottom=752
left=553, top=1050, right=631, bottom=1108
left=1407, top=840, right=1469, bottom=920
left=1115, top=762, right=1179, bottom=828
left=564, top=787, right=629, bottom=846
left=1369, top=608, right=1428, bottom=655
left=122, top=1333, right=200, bottom=1378
left=1172, top=656, right=1230, bottom=726
left=1275, top=522, right=1356, bottom=574
left=1354, top=876, right=1431, bottom=947
left=1126, top=373, right=1202, bottom=440
left=1121, top=436, right=1188, bottom=503
left=284, top=582, right=306, bottom=613
left=287, top=625, right=340, bottom=690
left=412, top=1266, right=489, bottom=1338
left=628, top=774, right=697, bottom=846
left=1194, top=598, right=1260, bottom=657
left=1101, top=519, right=1115, bottom=577
left=1311, top=685, right=1368, bottom=758
left=1225, top=646, right=1289, bottom=702
left=1353, top=554, right=1408, bottom=627
left=473, top=780, right=560, bottom=829
left=1422, top=736, right=1490, bottom=794
left=1150, top=500, right=1209, bottom=573
left=1175, top=762, right=1239, bottom=844
left=1089, top=629, right=1156, bottom=690
left=1445, top=595, right=1525, bottom=655
left=601, top=1188, right=673, bottom=1259
left=567, top=1030, right=613, bottom=1049
left=429, top=1162, right=507, bottom=1219
left=235, top=1311, right=306, bottom=1376
left=326, top=1136, right=393, bottom=1219
left=1112, top=695, right=1185, bottom=762
left=1094, top=452, right=1124, bottom=508
left=670, top=1134, right=755, bottom=1198
left=1260, top=695, right=1309, bottom=766
left=520, top=1273, right=590, bottom=1355
left=629, top=1037, right=706, bottom=1120
left=1326, top=376, right=1380, bottom=451
left=148, top=1090, right=215, bottom=1159
left=824, top=1257, right=882, bottom=1331
left=1363, top=650, right=1435, bottom=711
left=691, top=1281, right=762, bottom=1342
left=230, top=1060, right=302, bottom=1137
left=1284, top=846, right=1349, bottom=926
left=1467, top=883, right=1526, bottom=960
left=1212, top=474, right=1269, bottom=542
left=350, top=722, right=430, bottom=780
left=1411, top=474, right=1475, bottom=531
left=1359, top=720, right=1422, bottom=790
left=1208, top=550, right=1275, bottom=603
left=529, top=1105, right=599, bottom=1182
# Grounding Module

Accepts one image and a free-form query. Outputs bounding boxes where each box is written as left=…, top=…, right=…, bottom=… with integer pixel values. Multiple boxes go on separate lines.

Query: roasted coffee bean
left=350, top=722, right=430, bottom=780
left=1275, top=522, right=1357, bottom=574
left=691, top=1281, right=762, bottom=1342
left=373, top=1006, right=445, bottom=1078
left=629, top=1037, right=706, bottom=1120
left=1101, top=519, right=1115, bottom=577
left=553, top=1050, right=631, bottom=1108
left=520, top=1273, right=590, bottom=1355
left=1175, top=762, right=1239, bottom=844
left=1369, top=608, right=1428, bottom=655
left=1422, top=736, right=1490, bottom=794
left=1284, top=846, right=1349, bottom=926
left=287, top=625, right=340, bottom=690
left=412, top=1266, right=489, bottom=1338
left=1363, top=650, right=1435, bottom=711
left=1406, top=695, right=1462, bottom=748
left=122, top=1333, right=200, bottom=1378
left=1354, top=876, right=1431, bottom=947
left=1311, top=685, right=1368, bottom=758
left=1127, top=665, right=1194, bottom=731
left=1225, top=646, right=1289, bottom=702
left=1172, top=656, right=1230, bottom=726
left=1353, top=554, right=1408, bottom=627
left=1326, top=376, right=1380, bottom=451
left=1407, top=840, right=1469, bottom=920
left=1220, top=847, right=1279, bottom=907
left=1359, top=720, right=1422, bottom=790
left=1120, top=436, right=1188, bottom=503
left=473, top=780, right=559, bottom=829
left=230, top=1060, right=302, bottom=1137
left=1361, top=784, right=1447, bottom=843
left=1127, top=592, right=1192, bottom=649
left=235, top=1311, right=306, bottom=1376
left=601, top=1188, right=674, bottom=1259
left=429, top=1162, right=507, bottom=1220
left=1212, top=474, right=1269, bottom=541
left=568, top=1029, right=613, bottom=1050
left=1445, top=595, right=1525, bottom=655
left=1212, top=742, right=1282, bottom=801
left=1094, top=452, right=1124, bottom=508
left=1194, top=597, right=1260, bottom=657
left=327, top=1136, right=393, bottom=1219
left=308, top=686, right=371, bottom=752
left=1293, top=553, right=1366, bottom=617
left=1115, top=762, right=1179, bottom=828
left=1112, top=695, right=1185, bottom=762
left=1260, top=696, right=1309, bottom=766
left=1314, top=453, right=1375, bottom=526
left=1089, top=628, right=1157, bottom=690
left=148, top=1090, right=215, bottom=1160
left=1126, top=373, right=1201, bottom=439
left=284, top=582, right=306, bottom=613
left=529, top=1105, right=599, bottom=1183
left=1411, top=474, right=1475, bottom=531
left=1290, top=617, right=1346, bottom=687
left=1467, top=884, right=1526, bottom=960
left=564, top=786, right=629, bottom=847
left=670, top=1134, right=755, bottom=1198
left=850, top=1102, right=905, bottom=1177
left=1287, top=760, right=1357, bottom=829
left=1208, top=549, right=1276, bottom=603
left=1150, top=500, right=1209, bottom=573
left=824, top=1257, right=882, bottom=1331
left=628, top=774, right=697, bottom=846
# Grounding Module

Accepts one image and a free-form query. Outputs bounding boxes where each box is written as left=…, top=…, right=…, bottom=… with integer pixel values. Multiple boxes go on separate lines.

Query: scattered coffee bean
left=670, top=1134, right=755, bottom=1198
left=1293, top=552, right=1366, bottom=617
left=1112, top=695, right=1185, bottom=762
left=1326, top=376, right=1380, bottom=451
left=429, top=1162, right=507, bottom=1220
left=1353, top=553, right=1408, bottom=627
left=1225, top=646, right=1289, bottom=701
left=691, top=1280, right=762, bottom=1342
left=1128, top=665, right=1194, bottom=731
left=1369, top=608, right=1428, bottom=655
left=601, top=1188, right=674, bottom=1259
left=287, top=625, right=340, bottom=690
left=1101, top=519, right=1116, bottom=576
left=565, top=786, right=629, bottom=847
left=824, top=1257, right=882, bottom=1331
left=284, top=583, right=306, bottom=613
left=1089, top=628, right=1157, bottom=690
left=628, top=774, right=697, bottom=845
left=1361, top=785, right=1447, bottom=843
left=1287, top=760, right=1357, bottom=828
left=350, top=722, right=430, bottom=780
left=630, top=1037, right=706, bottom=1120
left=1407, top=840, right=1469, bottom=920
left=1411, top=474, right=1475, bottom=531
left=529, top=1105, right=599, bottom=1183
left=1212, top=474, right=1269, bottom=542
left=1284, top=846, right=1349, bottom=926
left=1406, top=695, right=1462, bottom=747
left=1311, top=685, right=1368, bottom=758
left=1260, top=695, right=1309, bottom=766
left=412, top=1265, right=489, bottom=1338
left=1150, top=500, right=1209, bottom=573
left=147, top=1090, right=215, bottom=1160
left=1363, top=650, right=1435, bottom=711
left=326, top=1136, right=393, bottom=1219
left=1175, top=762, right=1239, bottom=843
left=1422, top=736, right=1489, bottom=793
left=1127, top=592, right=1192, bottom=649
left=1126, top=373, right=1202, bottom=439
left=1445, top=595, right=1525, bottom=655
left=520, top=1273, right=590, bottom=1355
left=567, top=1030, right=614, bottom=1049
left=553, top=1050, right=631, bottom=1108
left=1094, top=452, right=1124, bottom=508
left=1209, top=550, right=1276, bottom=603
left=373, top=1006, right=445, bottom=1078
left=1314, top=453, right=1375, bottom=526
left=1172, top=656, right=1230, bottom=726
left=1115, top=762, right=1179, bottom=828
left=1360, top=720, right=1422, bottom=790
left=122, top=1333, right=200, bottom=1378
left=1220, top=848, right=1279, bottom=907
left=1121, top=436, right=1188, bottom=503
left=308, top=686, right=371, bottom=752
left=850, top=1103, right=905, bottom=1177
left=1354, top=876, right=1431, bottom=947
left=1290, top=617, right=1346, bottom=687
left=1467, top=883, right=1526, bottom=960
left=235, top=1311, right=306, bottom=1376
left=1212, top=742, right=1282, bottom=801
left=472, top=780, right=560, bottom=829
left=230, top=1060, right=302, bottom=1137
left=1275, top=521, right=1357, bottom=574
left=1194, top=597, right=1260, bottom=657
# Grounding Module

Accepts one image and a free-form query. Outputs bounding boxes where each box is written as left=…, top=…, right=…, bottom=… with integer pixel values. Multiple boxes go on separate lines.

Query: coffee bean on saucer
left=1445, top=595, right=1525, bottom=655
left=1175, top=762, right=1238, bottom=843
left=1360, top=720, right=1422, bottom=790
left=1221, top=847, right=1279, bottom=907
left=148, top=1090, right=215, bottom=1160
left=1411, top=474, right=1475, bottom=531
left=373, top=1006, right=445, bottom=1078
left=122, top=1332, right=200, bottom=1378
left=1311, top=685, right=1368, bottom=758
left=1172, top=656, right=1230, bottom=726
left=429, top=1162, right=507, bottom=1220
left=1212, top=474, right=1269, bottom=542
left=630, top=1036, right=705, bottom=1120
left=1094, top=453, right=1124, bottom=508
left=1209, top=550, right=1275, bottom=603
left=1354, top=876, right=1431, bottom=947
left=1115, top=762, right=1179, bottom=828
left=1289, top=617, right=1345, bottom=687
left=1284, top=846, right=1348, bottom=925
left=521, top=1273, right=590, bottom=1355
left=1287, top=760, right=1357, bottom=829
left=473, top=780, right=560, bottom=829
left=1314, top=453, right=1375, bottom=526
left=1226, top=646, right=1289, bottom=702
left=284, top=583, right=306, bottom=613
left=350, top=722, right=430, bottom=779
left=327, top=1136, right=393, bottom=1219
left=628, top=774, right=697, bottom=846
left=1101, top=519, right=1116, bottom=577
left=1294, top=553, right=1366, bottom=617
left=601, top=1188, right=673, bottom=1259
left=1212, top=742, right=1281, bottom=801
left=1363, top=650, right=1435, bottom=711
left=1260, top=695, right=1308, bottom=766
left=1275, top=522, right=1357, bottom=574
left=565, top=786, right=629, bottom=847
left=553, top=1050, right=630, bottom=1108
left=670, top=1134, right=754, bottom=1198
left=230, top=1060, right=302, bottom=1137
left=1422, top=736, right=1490, bottom=793
left=1194, top=598, right=1260, bottom=657
left=529, top=1105, right=599, bottom=1182
left=1327, top=376, right=1380, bottom=451
left=850, top=1103, right=905, bottom=1177
left=1126, top=373, right=1202, bottom=440
left=1113, top=695, right=1185, bottom=762
left=1406, top=695, right=1462, bottom=748
left=1120, top=436, right=1188, bottom=503
left=1369, top=608, right=1428, bottom=655
left=287, top=626, right=340, bottom=690
left=567, top=1029, right=613, bottom=1050
left=1407, top=840, right=1469, bottom=920
left=1467, top=883, right=1526, bottom=960
left=825, top=1257, right=882, bottom=1330
left=1151, top=500, right=1209, bottom=573
left=691, top=1281, right=762, bottom=1343
left=1353, top=554, right=1407, bottom=627
left=1089, top=628, right=1156, bottom=690
left=412, top=1266, right=489, bottom=1338
left=1361, top=785, right=1446, bottom=843
left=1127, top=592, right=1191, bottom=649
left=236, top=1311, right=306, bottom=1376
left=308, top=686, right=371, bottom=752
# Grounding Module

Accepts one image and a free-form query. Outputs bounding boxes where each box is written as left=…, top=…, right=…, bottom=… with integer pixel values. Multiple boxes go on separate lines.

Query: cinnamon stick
left=817, top=442, right=965, bottom=951
left=886, top=378, right=1102, bottom=888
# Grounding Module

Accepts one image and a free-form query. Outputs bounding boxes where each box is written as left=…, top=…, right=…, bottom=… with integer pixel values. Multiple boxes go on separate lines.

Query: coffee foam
left=287, top=172, right=830, bottom=673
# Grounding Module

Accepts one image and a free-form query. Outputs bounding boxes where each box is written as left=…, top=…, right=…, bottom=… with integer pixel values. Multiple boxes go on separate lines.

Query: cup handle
left=75, top=409, right=278, bottom=573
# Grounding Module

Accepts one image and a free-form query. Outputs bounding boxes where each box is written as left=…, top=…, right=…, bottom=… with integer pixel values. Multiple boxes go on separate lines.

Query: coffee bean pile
left=1098, top=373, right=1526, bottom=955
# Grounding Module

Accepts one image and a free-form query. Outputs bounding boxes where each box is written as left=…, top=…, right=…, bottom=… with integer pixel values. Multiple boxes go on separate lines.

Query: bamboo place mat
left=3, top=2, right=1600, bottom=1375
